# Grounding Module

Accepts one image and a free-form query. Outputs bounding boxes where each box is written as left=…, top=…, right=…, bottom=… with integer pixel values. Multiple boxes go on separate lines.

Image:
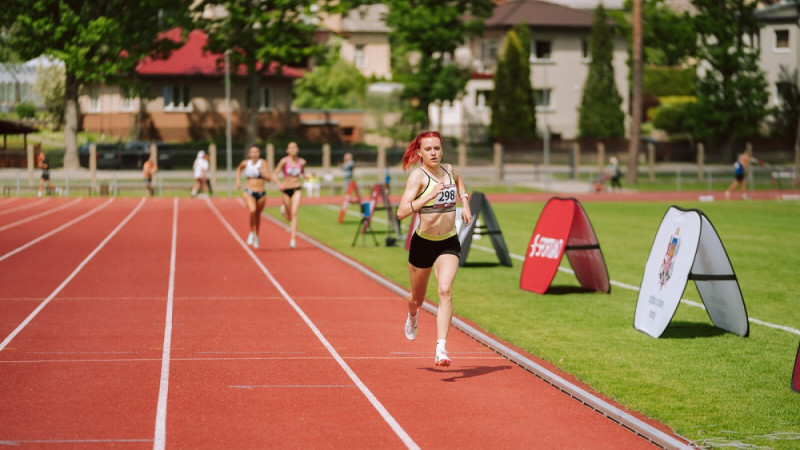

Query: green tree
left=385, top=0, right=494, bottom=133
left=293, top=46, right=367, bottom=110
left=34, top=62, right=66, bottom=129
left=490, top=24, right=537, bottom=142
left=630, top=0, right=697, bottom=67
left=690, top=0, right=769, bottom=160
left=0, top=0, right=188, bottom=168
left=578, top=4, right=625, bottom=138
left=192, top=0, right=345, bottom=148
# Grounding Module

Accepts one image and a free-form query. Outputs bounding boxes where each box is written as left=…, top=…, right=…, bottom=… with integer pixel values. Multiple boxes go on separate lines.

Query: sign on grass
left=634, top=206, right=749, bottom=338
left=793, top=342, right=800, bottom=393
left=520, top=197, right=610, bottom=294
left=457, top=192, right=512, bottom=267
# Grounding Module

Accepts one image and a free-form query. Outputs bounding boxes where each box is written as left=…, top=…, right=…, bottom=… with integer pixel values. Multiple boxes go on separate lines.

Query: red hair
left=401, top=130, right=443, bottom=171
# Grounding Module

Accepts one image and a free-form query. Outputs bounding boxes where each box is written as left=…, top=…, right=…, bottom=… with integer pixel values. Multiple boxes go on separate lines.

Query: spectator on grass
left=396, top=130, right=472, bottom=367
left=272, top=142, right=306, bottom=249
left=607, top=156, right=622, bottom=191
left=191, top=150, right=209, bottom=197
left=725, top=148, right=761, bottom=199
left=236, top=146, right=271, bottom=249
left=142, top=155, right=157, bottom=196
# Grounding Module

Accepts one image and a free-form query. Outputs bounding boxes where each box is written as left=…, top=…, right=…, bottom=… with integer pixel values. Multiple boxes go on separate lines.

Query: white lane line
left=0, top=197, right=145, bottom=352
left=0, top=439, right=152, bottom=445
left=229, top=385, right=355, bottom=389
left=0, top=198, right=50, bottom=216
left=0, top=197, right=114, bottom=263
left=279, top=218, right=690, bottom=450
left=473, top=243, right=800, bottom=337
left=153, top=197, right=178, bottom=450
left=207, top=199, right=420, bottom=450
left=0, top=197, right=82, bottom=232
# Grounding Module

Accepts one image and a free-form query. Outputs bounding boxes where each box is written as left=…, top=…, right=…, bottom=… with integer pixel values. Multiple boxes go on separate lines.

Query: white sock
left=436, top=339, right=446, bottom=350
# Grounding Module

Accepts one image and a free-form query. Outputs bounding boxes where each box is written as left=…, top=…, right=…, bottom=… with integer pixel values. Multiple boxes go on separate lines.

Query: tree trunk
left=626, top=0, right=643, bottom=184
left=63, top=70, right=79, bottom=170
left=245, top=67, right=259, bottom=150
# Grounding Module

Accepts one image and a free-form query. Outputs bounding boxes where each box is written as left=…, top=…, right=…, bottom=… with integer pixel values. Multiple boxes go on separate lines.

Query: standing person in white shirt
left=191, top=150, right=209, bottom=197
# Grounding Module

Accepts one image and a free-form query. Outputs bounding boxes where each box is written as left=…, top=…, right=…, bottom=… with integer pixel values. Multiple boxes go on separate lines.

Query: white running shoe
left=253, top=236, right=260, bottom=249
left=404, top=313, right=418, bottom=340
left=434, top=346, right=450, bottom=367
left=247, top=232, right=254, bottom=246
left=290, top=238, right=296, bottom=249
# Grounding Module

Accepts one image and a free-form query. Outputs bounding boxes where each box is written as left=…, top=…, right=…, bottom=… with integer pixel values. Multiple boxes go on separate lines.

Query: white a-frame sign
left=634, top=206, right=749, bottom=338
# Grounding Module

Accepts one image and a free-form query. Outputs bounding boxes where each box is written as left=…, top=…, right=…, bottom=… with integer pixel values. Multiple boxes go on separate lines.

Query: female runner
left=272, top=141, right=306, bottom=249
left=236, top=146, right=271, bottom=249
left=396, top=130, right=471, bottom=366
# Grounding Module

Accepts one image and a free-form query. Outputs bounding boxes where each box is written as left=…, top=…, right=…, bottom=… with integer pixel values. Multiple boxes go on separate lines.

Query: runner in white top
left=236, top=146, right=271, bottom=249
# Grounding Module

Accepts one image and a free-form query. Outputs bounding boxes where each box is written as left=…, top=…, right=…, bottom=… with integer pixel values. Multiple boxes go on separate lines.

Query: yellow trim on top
left=415, top=228, right=457, bottom=241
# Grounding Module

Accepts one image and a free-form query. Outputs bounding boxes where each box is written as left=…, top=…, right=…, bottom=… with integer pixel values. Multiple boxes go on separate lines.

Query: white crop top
left=244, top=159, right=264, bottom=179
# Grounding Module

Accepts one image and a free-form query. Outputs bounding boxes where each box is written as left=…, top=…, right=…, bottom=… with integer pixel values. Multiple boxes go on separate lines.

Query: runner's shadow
left=420, top=365, right=513, bottom=382
left=660, top=321, right=726, bottom=339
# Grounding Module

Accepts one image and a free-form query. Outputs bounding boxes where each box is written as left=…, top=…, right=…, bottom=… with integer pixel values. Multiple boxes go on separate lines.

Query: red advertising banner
left=520, top=197, right=610, bottom=295
left=565, top=202, right=611, bottom=294
left=338, top=180, right=361, bottom=223
left=793, top=342, right=800, bottom=393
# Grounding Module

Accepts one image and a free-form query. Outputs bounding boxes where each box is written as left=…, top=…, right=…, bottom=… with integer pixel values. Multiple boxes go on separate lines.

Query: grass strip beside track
left=266, top=198, right=800, bottom=449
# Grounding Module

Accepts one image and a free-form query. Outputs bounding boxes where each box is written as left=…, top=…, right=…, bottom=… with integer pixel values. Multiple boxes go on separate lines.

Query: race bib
left=433, top=184, right=457, bottom=208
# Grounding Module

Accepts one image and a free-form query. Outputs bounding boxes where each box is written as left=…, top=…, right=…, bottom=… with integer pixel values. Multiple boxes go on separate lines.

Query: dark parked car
left=79, top=141, right=174, bottom=170
left=78, top=142, right=124, bottom=169
left=123, top=141, right=174, bottom=170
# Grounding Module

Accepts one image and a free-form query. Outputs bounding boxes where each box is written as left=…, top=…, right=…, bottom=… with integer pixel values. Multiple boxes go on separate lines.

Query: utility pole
left=627, top=0, right=643, bottom=184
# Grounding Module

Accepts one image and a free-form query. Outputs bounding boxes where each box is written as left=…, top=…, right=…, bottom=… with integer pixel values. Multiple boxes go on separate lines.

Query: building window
left=535, top=88, right=552, bottom=110
left=582, top=39, right=590, bottom=60
left=475, top=89, right=492, bottom=109
left=246, top=86, right=272, bottom=111
left=89, top=86, right=100, bottom=113
left=479, top=39, right=498, bottom=71
left=121, top=86, right=135, bottom=112
left=533, top=40, right=552, bottom=61
left=163, top=85, right=190, bottom=111
left=260, top=87, right=272, bottom=111
left=775, top=29, right=790, bottom=50
left=354, top=44, right=366, bottom=70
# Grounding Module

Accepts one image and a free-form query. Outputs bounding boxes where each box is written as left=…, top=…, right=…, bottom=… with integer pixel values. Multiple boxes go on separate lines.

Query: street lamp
left=224, top=49, right=232, bottom=197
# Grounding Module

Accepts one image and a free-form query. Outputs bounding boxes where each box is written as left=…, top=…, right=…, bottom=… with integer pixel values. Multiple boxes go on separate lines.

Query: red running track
left=0, top=197, right=689, bottom=449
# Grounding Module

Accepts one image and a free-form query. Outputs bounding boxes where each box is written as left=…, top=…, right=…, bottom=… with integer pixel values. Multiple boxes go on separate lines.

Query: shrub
left=15, top=102, right=36, bottom=118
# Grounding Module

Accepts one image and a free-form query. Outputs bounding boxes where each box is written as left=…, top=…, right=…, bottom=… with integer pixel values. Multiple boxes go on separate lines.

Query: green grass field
left=266, top=198, right=800, bottom=449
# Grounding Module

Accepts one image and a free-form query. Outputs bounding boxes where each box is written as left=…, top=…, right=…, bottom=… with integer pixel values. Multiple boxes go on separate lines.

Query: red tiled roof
left=136, top=29, right=304, bottom=78
left=486, top=0, right=595, bottom=28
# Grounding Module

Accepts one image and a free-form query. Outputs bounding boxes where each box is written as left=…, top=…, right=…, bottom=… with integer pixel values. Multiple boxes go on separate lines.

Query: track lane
left=0, top=198, right=139, bottom=338
left=0, top=197, right=53, bottom=222
left=0, top=197, right=110, bottom=255
left=162, top=198, right=410, bottom=448
left=0, top=197, right=170, bottom=444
